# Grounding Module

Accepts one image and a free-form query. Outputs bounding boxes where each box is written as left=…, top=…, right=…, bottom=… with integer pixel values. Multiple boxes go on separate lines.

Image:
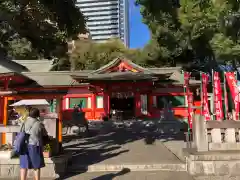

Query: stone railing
left=187, top=115, right=240, bottom=178
left=192, top=114, right=240, bottom=151
left=0, top=118, right=59, bottom=154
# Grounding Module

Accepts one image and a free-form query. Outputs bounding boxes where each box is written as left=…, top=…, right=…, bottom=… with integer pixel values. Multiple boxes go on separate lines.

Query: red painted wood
left=148, top=94, right=153, bottom=116
left=105, top=61, right=141, bottom=73
left=65, top=94, right=91, bottom=98
left=135, top=92, right=141, bottom=117
left=91, top=94, right=96, bottom=119
left=62, top=98, right=66, bottom=110
left=14, top=86, right=89, bottom=91
left=0, top=97, right=4, bottom=124
left=4, top=78, right=9, bottom=90
left=103, top=91, right=109, bottom=116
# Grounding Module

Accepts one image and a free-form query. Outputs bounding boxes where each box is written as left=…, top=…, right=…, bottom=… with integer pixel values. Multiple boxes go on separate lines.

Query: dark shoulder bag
left=41, top=124, right=51, bottom=146
left=14, top=121, right=37, bottom=155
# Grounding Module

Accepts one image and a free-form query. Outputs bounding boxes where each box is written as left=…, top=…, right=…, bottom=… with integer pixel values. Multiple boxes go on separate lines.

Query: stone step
left=65, top=171, right=194, bottom=180
left=68, top=163, right=187, bottom=173
left=194, top=176, right=240, bottom=180
left=1, top=171, right=195, bottom=180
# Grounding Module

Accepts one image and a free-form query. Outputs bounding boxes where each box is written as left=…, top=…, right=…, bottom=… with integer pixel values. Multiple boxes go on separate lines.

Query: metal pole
left=183, top=70, right=191, bottom=146
left=200, top=72, right=203, bottom=117
left=223, top=72, right=228, bottom=120
left=236, top=71, right=239, bottom=120
left=212, top=69, right=215, bottom=121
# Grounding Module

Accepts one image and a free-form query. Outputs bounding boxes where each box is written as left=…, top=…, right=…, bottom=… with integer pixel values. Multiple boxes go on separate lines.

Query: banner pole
left=212, top=69, right=215, bottom=121
left=200, top=72, right=203, bottom=117
left=183, top=71, right=191, bottom=138
left=223, top=72, right=228, bottom=120
left=235, top=71, right=239, bottom=120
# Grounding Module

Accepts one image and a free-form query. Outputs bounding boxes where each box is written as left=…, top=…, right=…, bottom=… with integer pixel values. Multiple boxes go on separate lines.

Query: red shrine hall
left=62, top=58, right=201, bottom=121
left=0, top=58, right=202, bottom=128
left=0, top=57, right=201, bottom=145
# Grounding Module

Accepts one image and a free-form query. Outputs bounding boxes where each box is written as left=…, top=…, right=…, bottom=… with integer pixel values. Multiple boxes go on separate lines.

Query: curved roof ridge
left=91, top=57, right=153, bottom=74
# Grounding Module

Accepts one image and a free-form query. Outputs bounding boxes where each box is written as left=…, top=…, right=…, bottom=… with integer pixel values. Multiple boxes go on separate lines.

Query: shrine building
left=0, top=57, right=201, bottom=125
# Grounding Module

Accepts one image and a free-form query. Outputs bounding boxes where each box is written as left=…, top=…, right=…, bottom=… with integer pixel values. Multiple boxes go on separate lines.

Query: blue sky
left=129, top=0, right=150, bottom=48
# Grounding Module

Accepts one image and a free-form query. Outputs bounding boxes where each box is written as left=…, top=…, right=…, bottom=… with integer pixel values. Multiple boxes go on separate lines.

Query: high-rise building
left=76, top=0, right=129, bottom=47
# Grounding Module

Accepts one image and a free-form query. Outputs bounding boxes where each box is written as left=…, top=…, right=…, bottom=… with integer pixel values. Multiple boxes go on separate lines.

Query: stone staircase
left=68, top=163, right=187, bottom=173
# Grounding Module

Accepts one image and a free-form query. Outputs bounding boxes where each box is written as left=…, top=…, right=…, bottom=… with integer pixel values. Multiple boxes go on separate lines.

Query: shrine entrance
left=110, top=92, right=135, bottom=121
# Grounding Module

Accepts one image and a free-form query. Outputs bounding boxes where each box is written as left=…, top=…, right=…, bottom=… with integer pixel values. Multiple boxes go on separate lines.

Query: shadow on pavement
left=58, top=119, right=187, bottom=179
left=90, top=168, right=131, bottom=180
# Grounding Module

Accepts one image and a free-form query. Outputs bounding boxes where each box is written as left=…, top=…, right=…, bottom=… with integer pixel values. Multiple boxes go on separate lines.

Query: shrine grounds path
left=61, top=171, right=194, bottom=180
left=2, top=120, right=194, bottom=180
left=60, top=120, right=193, bottom=179
left=3, top=171, right=194, bottom=180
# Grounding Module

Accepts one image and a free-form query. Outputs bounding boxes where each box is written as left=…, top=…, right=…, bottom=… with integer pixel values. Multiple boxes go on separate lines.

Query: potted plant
left=43, top=144, right=52, bottom=158
left=0, top=144, right=14, bottom=159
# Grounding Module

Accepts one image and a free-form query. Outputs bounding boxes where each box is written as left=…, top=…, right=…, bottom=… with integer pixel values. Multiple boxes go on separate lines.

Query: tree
left=180, top=0, right=240, bottom=69
left=0, top=0, right=86, bottom=60
left=136, top=0, right=240, bottom=70
left=135, top=0, right=185, bottom=66
left=69, top=39, right=144, bottom=70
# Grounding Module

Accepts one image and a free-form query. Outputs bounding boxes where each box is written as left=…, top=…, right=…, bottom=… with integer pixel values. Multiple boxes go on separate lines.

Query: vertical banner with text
left=225, top=72, right=239, bottom=120
left=213, top=72, right=224, bottom=120
left=201, top=73, right=211, bottom=121
left=184, top=72, right=193, bottom=128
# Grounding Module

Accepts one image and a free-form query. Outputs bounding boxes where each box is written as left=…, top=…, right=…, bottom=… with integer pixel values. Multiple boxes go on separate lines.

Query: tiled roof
left=22, top=72, right=82, bottom=87
left=148, top=67, right=182, bottom=74
left=12, top=60, right=54, bottom=72
left=0, top=59, right=54, bottom=74
left=0, top=57, right=200, bottom=86
left=0, top=59, right=29, bottom=73
left=91, top=57, right=153, bottom=74
left=169, top=71, right=201, bottom=85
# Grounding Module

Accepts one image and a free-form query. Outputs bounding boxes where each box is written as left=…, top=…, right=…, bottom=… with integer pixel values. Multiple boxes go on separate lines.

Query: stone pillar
left=211, top=129, right=221, bottom=143
left=5, top=132, right=17, bottom=146
left=225, top=128, right=236, bottom=143
left=192, top=114, right=208, bottom=151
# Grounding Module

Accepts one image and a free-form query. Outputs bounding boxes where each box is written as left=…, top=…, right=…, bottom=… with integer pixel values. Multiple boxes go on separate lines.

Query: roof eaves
left=90, top=57, right=121, bottom=74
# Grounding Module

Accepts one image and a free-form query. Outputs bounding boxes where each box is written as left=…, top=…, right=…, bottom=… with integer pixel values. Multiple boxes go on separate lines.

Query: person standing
left=20, top=108, right=48, bottom=180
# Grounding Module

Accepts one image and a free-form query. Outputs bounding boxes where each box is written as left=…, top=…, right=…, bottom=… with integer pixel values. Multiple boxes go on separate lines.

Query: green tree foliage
left=0, top=0, right=86, bottom=60
left=136, top=0, right=240, bottom=69
left=135, top=0, right=185, bottom=66
left=69, top=39, right=143, bottom=70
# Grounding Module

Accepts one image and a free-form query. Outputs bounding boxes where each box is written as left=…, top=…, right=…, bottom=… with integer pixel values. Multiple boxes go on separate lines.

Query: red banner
left=201, top=73, right=211, bottom=121
left=213, top=72, right=224, bottom=120
left=184, top=72, right=193, bottom=128
left=225, top=72, right=239, bottom=120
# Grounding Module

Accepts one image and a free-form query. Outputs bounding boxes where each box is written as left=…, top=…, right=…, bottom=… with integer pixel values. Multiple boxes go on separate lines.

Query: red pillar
left=135, top=92, right=141, bottom=117
left=2, top=78, right=9, bottom=145
left=0, top=97, right=4, bottom=124
left=62, top=97, right=66, bottom=110
left=103, top=91, right=109, bottom=116
left=148, top=94, right=153, bottom=117
left=56, top=97, right=63, bottom=153
left=91, top=93, right=96, bottom=119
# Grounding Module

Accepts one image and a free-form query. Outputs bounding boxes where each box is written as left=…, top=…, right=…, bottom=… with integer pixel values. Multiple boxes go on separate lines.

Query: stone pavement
left=162, top=140, right=187, bottom=162
left=63, top=171, right=194, bottom=180
left=0, top=171, right=194, bottom=180
left=63, top=127, right=186, bottom=173
left=1, top=126, right=192, bottom=180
